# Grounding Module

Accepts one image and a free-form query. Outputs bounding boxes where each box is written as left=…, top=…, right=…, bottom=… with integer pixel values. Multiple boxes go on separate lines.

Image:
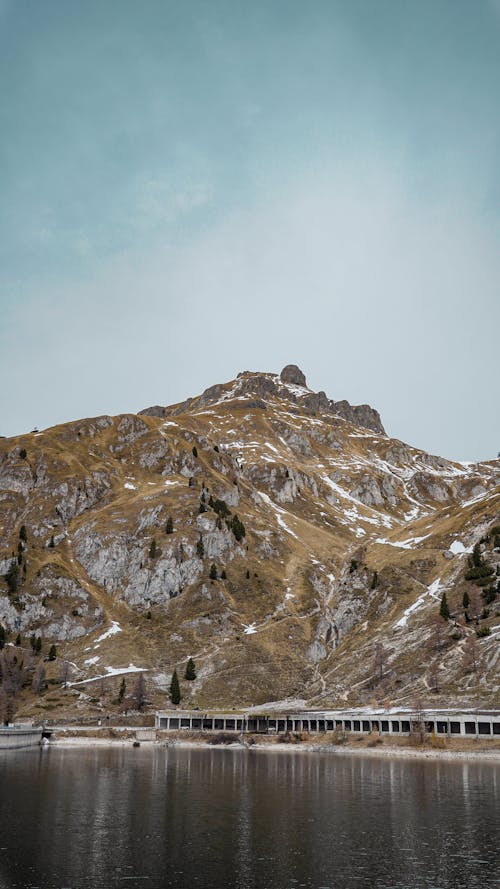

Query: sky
left=0, top=0, right=499, bottom=462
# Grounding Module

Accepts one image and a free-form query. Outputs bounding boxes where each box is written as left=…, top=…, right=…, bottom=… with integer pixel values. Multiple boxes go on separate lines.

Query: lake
left=0, top=746, right=498, bottom=889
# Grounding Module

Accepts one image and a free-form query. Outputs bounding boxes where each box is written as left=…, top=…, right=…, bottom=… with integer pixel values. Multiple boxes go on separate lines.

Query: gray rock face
left=280, top=365, right=307, bottom=387
left=138, top=366, right=386, bottom=435
left=330, top=400, right=385, bottom=435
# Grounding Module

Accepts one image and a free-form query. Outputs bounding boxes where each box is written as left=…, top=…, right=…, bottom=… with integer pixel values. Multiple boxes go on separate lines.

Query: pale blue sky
left=1, top=1, right=499, bottom=460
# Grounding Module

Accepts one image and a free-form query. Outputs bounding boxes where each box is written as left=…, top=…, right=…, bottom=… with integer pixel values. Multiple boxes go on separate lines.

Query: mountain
left=1, top=365, right=499, bottom=719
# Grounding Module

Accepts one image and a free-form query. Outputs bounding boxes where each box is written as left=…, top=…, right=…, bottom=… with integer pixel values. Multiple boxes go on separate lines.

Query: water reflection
left=0, top=747, right=498, bottom=888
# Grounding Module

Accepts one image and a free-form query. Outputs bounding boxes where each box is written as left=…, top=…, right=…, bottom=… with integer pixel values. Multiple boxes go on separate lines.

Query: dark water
left=0, top=746, right=498, bottom=889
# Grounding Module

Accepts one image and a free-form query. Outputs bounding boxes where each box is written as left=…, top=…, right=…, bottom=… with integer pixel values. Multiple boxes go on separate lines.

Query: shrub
left=481, top=586, right=497, bottom=604
left=476, top=626, right=491, bottom=638
left=213, top=498, right=231, bottom=518
left=209, top=563, right=217, bottom=580
left=208, top=732, right=236, bottom=745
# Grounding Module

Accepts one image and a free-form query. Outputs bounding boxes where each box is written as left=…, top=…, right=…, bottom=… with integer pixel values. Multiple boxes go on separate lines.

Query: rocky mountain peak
left=140, top=366, right=386, bottom=435
left=280, top=364, right=308, bottom=388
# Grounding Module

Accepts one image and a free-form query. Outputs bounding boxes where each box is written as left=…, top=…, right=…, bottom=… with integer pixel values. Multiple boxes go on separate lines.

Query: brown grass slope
left=0, top=367, right=499, bottom=720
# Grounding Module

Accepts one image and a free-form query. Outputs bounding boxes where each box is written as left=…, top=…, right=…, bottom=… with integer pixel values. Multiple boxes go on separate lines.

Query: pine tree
left=48, top=534, right=55, bottom=548
left=472, top=543, right=482, bottom=568
left=149, top=538, right=157, bottom=559
left=0, top=626, right=5, bottom=651
left=196, top=535, right=204, bottom=558
left=184, top=657, right=196, bottom=681
left=209, top=563, right=217, bottom=580
left=48, top=644, right=57, bottom=661
left=370, top=570, right=378, bottom=590
left=439, top=592, right=450, bottom=621
left=118, top=677, right=126, bottom=702
left=166, top=516, right=174, bottom=535
left=192, top=445, right=198, bottom=458
left=35, top=636, right=42, bottom=654
left=170, top=669, right=181, bottom=705
left=19, top=525, right=27, bottom=543
left=5, top=562, right=19, bottom=594
left=462, top=591, right=470, bottom=610
left=230, top=515, right=245, bottom=541
left=221, top=569, right=227, bottom=580
left=15, top=634, right=21, bottom=647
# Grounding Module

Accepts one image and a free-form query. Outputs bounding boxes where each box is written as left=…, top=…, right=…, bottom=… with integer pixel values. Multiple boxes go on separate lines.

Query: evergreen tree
left=184, top=657, right=196, bottom=681
left=196, top=535, right=204, bottom=559
left=48, top=644, right=57, bottom=661
left=0, top=626, right=5, bottom=650
left=462, top=591, right=470, bottom=610
left=192, top=445, right=198, bottom=458
left=169, top=669, right=181, bottom=705
left=15, top=634, right=21, bottom=647
left=230, top=515, right=245, bottom=541
left=209, top=563, right=217, bottom=580
left=221, top=569, right=227, bottom=580
left=35, top=636, right=42, bottom=654
left=149, top=538, right=158, bottom=559
left=30, top=633, right=37, bottom=653
left=166, top=516, right=174, bottom=535
left=118, top=676, right=126, bottom=702
left=439, top=592, right=450, bottom=621
left=472, top=543, right=482, bottom=568
left=5, top=562, right=18, bottom=594
left=246, top=569, right=250, bottom=580
left=19, top=448, right=27, bottom=460
left=19, top=525, right=27, bottom=543
left=370, top=570, right=379, bottom=590
left=48, top=535, right=55, bottom=548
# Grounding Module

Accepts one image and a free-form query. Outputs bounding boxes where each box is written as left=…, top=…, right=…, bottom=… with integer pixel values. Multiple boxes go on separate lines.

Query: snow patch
left=242, top=623, right=257, bottom=635
left=394, top=578, right=443, bottom=629
left=93, top=621, right=122, bottom=647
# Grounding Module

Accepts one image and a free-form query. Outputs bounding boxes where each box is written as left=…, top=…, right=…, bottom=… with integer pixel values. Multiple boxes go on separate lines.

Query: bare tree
left=60, top=660, right=72, bottom=688
left=411, top=697, right=427, bottom=745
left=373, top=642, right=387, bottom=684
left=463, top=635, right=479, bottom=673
left=32, top=662, right=46, bottom=695
left=428, top=661, right=440, bottom=693
left=132, top=673, right=147, bottom=712
left=429, top=614, right=444, bottom=653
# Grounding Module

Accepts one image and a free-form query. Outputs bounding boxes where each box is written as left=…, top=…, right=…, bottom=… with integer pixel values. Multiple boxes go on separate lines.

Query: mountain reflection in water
left=0, top=747, right=498, bottom=889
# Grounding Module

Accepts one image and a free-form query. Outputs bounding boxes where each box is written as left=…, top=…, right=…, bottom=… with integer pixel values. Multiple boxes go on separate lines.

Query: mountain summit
left=140, top=365, right=386, bottom=435
left=0, top=366, right=498, bottom=720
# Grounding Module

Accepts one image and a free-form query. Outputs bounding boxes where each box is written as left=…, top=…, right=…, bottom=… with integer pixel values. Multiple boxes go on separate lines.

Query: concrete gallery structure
left=155, top=709, right=500, bottom=739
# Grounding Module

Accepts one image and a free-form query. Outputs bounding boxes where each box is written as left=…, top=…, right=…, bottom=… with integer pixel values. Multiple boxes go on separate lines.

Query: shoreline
left=46, top=735, right=500, bottom=763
